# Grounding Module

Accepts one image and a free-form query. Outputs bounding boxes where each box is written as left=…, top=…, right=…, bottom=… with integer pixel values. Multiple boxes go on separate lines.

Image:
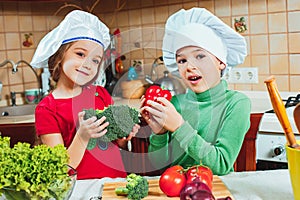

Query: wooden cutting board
left=102, top=175, right=233, bottom=199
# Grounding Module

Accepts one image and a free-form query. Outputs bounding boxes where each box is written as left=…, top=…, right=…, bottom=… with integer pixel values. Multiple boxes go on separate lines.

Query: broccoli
left=115, top=173, right=149, bottom=200
left=84, top=105, right=139, bottom=142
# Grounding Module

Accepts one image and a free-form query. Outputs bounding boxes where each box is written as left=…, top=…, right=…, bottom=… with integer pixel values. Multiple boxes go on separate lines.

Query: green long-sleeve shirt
left=148, top=80, right=251, bottom=175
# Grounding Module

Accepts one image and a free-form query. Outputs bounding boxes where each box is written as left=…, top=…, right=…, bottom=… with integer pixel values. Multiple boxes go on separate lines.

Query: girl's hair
left=48, top=42, right=73, bottom=82
left=48, top=41, right=104, bottom=85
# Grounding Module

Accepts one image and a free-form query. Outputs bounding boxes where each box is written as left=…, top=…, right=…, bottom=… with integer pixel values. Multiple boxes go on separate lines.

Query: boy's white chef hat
left=31, top=10, right=110, bottom=68
left=162, top=7, right=247, bottom=73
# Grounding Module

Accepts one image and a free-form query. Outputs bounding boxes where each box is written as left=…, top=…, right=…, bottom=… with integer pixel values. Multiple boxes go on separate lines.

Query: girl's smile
left=60, top=40, right=104, bottom=87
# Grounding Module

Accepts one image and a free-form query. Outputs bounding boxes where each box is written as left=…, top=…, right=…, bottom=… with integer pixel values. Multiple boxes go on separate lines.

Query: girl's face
left=60, top=40, right=104, bottom=86
left=176, top=46, right=226, bottom=93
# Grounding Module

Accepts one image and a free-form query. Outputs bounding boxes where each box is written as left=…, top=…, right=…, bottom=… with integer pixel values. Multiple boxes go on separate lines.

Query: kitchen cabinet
left=123, top=113, right=263, bottom=176
left=234, top=113, right=263, bottom=172
left=0, top=122, right=37, bottom=147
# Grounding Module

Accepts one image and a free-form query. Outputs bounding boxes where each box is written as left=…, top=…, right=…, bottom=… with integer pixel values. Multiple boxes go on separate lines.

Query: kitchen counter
left=69, top=169, right=294, bottom=200
left=0, top=90, right=290, bottom=125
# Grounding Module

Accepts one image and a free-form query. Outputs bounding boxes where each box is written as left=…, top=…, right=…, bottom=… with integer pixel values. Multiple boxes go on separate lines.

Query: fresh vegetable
left=84, top=105, right=139, bottom=143
left=180, top=177, right=213, bottom=200
left=186, top=165, right=213, bottom=190
left=115, top=173, right=149, bottom=200
left=143, top=85, right=172, bottom=107
left=0, top=136, right=72, bottom=200
left=159, top=165, right=187, bottom=197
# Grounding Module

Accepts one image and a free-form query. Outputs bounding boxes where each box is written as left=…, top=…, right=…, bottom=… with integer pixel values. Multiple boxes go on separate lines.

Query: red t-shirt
left=35, top=85, right=127, bottom=179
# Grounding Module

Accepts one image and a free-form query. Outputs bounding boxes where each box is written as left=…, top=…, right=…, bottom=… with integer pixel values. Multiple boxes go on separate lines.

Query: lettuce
left=0, top=136, right=72, bottom=200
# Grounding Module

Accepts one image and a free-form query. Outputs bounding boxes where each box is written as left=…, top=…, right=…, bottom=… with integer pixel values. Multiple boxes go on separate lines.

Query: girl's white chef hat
left=31, top=10, right=110, bottom=68
left=162, top=7, right=247, bottom=73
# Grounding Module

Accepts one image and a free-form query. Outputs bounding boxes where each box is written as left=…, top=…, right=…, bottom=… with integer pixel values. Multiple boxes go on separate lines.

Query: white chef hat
left=31, top=10, right=110, bottom=68
left=162, top=7, right=247, bottom=73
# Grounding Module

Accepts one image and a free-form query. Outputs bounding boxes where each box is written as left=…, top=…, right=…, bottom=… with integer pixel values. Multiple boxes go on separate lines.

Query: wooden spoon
left=264, top=76, right=300, bottom=149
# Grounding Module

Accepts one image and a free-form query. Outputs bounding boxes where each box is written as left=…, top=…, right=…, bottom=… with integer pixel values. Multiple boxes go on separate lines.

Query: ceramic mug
left=286, top=141, right=300, bottom=200
left=25, top=89, right=39, bottom=104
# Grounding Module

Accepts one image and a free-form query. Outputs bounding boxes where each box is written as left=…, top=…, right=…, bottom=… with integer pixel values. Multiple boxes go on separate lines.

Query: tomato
left=143, top=85, right=172, bottom=107
left=186, top=173, right=213, bottom=190
left=186, top=165, right=213, bottom=181
left=185, top=165, right=213, bottom=190
left=159, top=165, right=186, bottom=197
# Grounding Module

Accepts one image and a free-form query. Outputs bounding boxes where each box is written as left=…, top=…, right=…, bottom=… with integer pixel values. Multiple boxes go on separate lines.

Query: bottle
left=127, top=66, right=138, bottom=80
left=41, top=67, right=50, bottom=95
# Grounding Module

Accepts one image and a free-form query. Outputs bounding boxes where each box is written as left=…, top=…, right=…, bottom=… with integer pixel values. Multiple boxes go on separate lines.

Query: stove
left=256, top=94, right=300, bottom=170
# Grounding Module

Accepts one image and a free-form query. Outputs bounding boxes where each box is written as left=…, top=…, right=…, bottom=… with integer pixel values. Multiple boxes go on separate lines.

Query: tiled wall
left=0, top=0, right=299, bottom=105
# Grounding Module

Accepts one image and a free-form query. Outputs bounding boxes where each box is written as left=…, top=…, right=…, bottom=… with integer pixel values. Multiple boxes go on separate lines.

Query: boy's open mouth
left=188, top=75, right=202, bottom=84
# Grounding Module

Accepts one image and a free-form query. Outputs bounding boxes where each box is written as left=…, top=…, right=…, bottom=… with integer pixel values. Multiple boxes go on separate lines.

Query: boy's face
left=176, top=46, right=226, bottom=93
left=61, top=40, right=104, bottom=86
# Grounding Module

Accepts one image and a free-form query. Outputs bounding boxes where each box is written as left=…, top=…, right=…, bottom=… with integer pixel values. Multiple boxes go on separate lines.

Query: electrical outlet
left=223, top=67, right=258, bottom=84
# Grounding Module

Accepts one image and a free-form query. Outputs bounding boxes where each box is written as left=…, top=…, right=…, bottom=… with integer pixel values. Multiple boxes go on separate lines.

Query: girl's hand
left=77, top=111, right=109, bottom=142
left=116, top=124, right=140, bottom=149
left=141, top=97, right=184, bottom=133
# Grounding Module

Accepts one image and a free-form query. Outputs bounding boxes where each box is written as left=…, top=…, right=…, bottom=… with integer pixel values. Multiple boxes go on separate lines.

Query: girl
left=141, top=7, right=251, bottom=175
left=31, top=10, right=139, bottom=180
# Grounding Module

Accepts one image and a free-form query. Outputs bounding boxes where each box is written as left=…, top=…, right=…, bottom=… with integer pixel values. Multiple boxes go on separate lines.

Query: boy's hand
left=141, top=97, right=184, bottom=133
left=116, top=124, right=140, bottom=150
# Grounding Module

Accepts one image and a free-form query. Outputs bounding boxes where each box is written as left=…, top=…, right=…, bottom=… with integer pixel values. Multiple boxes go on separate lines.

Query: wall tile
left=168, top=4, right=183, bottom=15
left=0, top=16, right=4, bottom=32
left=19, top=15, right=33, bottom=32
left=289, top=54, right=300, bottom=74
left=288, top=11, right=300, bottom=32
left=287, top=0, right=300, bottom=11
left=154, top=6, right=169, bottom=23
left=249, top=0, right=267, bottom=14
left=251, top=55, right=270, bottom=74
left=5, top=33, right=20, bottom=49
left=250, top=35, right=269, bottom=54
left=272, top=75, right=289, bottom=91
left=270, top=54, right=289, bottom=74
left=117, top=11, right=129, bottom=27
left=252, top=75, right=270, bottom=91
left=0, top=68, right=9, bottom=85
left=21, top=49, right=35, bottom=62
left=32, top=15, right=46, bottom=31
left=289, top=33, right=300, bottom=53
left=268, top=12, right=287, bottom=33
left=235, top=84, right=252, bottom=91
left=182, top=2, right=198, bottom=10
left=290, top=75, right=300, bottom=91
left=7, top=50, right=20, bottom=63
left=129, top=9, right=142, bottom=26
left=23, top=65, right=38, bottom=84
left=4, top=15, right=19, bottom=32
left=215, top=0, right=230, bottom=17
left=269, top=34, right=288, bottom=54
left=0, top=0, right=300, bottom=97
left=8, top=67, right=23, bottom=85
left=250, top=14, right=268, bottom=34
left=232, top=0, right=248, bottom=16
left=0, top=33, right=5, bottom=50
left=268, top=0, right=286, bottom=13
left=198, top=0, right=214, bottom=13
left=141, top=8, right=155, bottom=24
